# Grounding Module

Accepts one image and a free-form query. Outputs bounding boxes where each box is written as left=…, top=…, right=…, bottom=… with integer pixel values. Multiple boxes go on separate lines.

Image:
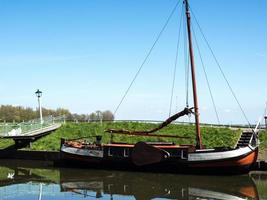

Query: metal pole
left=35, top=91, right=43, bottom=125
left=184, top=0, right=202, bottom=149
left=39, top=97, right=43, bottom=124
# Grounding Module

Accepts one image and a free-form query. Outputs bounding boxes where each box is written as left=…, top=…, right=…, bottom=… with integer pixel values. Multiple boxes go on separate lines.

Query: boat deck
left=104, top=143, right=193, bottom=149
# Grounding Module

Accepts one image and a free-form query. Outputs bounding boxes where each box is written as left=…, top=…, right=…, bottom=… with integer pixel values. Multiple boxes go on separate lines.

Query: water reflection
left=0, top=161, right=264, bottom=200
left=60, top=169, right=259, bottom=200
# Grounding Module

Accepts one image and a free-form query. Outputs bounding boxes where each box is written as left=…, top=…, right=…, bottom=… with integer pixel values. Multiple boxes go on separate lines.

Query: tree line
left=0, top=105, right=114, bottom=122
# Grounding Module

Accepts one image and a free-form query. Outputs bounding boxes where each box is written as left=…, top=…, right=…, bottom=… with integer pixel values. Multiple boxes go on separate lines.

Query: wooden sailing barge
left=60, top=131, right=258, bottom=174
left=60, top=0, right=259, bottom=174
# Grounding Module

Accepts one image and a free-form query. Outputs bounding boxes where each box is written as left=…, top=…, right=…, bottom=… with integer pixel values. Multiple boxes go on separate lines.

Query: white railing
left=0, top=115, right=65, bottom=137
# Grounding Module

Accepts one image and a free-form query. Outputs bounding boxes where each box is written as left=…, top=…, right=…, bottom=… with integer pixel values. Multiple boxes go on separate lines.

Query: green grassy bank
left=0, top=122, right=266, bottom=152
left=0, top=122, right=241, bottom=151
left=258, top=130, right=267, bottom=160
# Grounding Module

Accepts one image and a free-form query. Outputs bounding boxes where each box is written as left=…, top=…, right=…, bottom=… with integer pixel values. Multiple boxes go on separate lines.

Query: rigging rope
left=191, top=24, right=221, bottom=124
left=168, top=5, right=183, bottom=117
left=114, top=0, right=181, bottom=115
left=189, top=5, right=252, bottom=128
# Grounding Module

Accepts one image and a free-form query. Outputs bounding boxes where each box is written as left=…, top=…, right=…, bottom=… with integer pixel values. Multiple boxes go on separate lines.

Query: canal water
left=0, top=160, right=266, bottom=200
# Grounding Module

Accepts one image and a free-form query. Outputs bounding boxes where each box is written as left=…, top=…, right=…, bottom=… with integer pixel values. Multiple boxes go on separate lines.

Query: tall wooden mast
left=184, top=0, right=202, bottom=149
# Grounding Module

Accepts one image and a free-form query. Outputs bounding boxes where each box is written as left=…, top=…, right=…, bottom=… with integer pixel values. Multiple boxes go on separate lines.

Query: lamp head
left=35, top=89, right=42, bottom=98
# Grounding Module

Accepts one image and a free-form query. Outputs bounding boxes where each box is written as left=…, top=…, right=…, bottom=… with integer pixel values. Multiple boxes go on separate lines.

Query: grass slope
left=259, top=130, right=267, bottom=149
left=23, top=122, right=240, bottom=151
left=258, top=130, right=267, bottom=160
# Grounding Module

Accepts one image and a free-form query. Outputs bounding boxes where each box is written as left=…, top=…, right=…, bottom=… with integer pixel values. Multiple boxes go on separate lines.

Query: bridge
left=0, top=115, right=64, bottom=148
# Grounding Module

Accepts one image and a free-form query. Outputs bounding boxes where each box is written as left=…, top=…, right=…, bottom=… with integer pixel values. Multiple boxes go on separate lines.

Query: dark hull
left=60, top=155, right=253, bottom=175
left=60, top=143, right=258, bottom=175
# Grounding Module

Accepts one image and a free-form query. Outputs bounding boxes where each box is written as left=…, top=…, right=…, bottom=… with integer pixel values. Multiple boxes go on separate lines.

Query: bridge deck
left=0, top=115, right=64, bottom=142
left=0, top=123, right=61, bottom=140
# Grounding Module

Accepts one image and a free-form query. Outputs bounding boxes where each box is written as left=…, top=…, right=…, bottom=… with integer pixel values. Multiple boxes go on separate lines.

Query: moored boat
left=60, top=132, right=258, bottom=174
left=60, top=0, right=260, bottom=175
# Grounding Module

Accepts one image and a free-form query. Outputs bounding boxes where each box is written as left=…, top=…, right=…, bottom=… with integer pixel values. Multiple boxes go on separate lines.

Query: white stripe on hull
left=61, top=145, right=104, bottom=158
left=188, top=146, right=254, bottom=162
left=62, top=182, right=103, bottom=190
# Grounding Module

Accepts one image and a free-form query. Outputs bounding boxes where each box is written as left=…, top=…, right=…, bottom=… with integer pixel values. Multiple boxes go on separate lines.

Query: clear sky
left=0, top=0, right=266, bottom=124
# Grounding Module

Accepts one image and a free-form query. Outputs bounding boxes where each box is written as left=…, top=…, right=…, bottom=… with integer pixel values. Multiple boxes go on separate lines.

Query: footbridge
left=0, top=115, right=64, bottom=148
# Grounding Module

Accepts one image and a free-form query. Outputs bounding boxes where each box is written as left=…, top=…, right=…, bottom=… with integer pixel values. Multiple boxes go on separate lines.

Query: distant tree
left=55, top=108, right=71, bottom=117
left=0, top=104, right=115, bottom=123
left=79, top=114, right=88, bottom=122
left=0, top=105, right=35, bottom=122
left=95, top=110, right=103, bottom=121
left=71, top=113, right=80, bottom=122
left=89, top=112, right=98, bottom=121
left=22, top=107, right=37, bottom=121
left=102, top=110, right=114, bottom=121
left=41, top=108, right=54, bottom=117
left=0, top=105, right=71, bottom=122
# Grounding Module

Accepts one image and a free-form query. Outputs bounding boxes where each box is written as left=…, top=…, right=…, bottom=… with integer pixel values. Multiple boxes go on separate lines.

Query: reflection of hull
left=59, top=169, right=259, bottom=200
left=189, top=188, right=246, bottom=200
left=0, top=162, right=260, bottom=200
left=60, top=141, right=258, bottom=174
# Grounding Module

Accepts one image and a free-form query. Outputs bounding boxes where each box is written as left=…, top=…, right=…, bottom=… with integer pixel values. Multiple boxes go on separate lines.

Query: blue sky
left=0, top=0, right=266, bottom=124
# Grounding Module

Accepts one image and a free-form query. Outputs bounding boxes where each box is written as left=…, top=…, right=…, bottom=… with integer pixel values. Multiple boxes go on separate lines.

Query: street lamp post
left=35, top=89, right=43, bottom=125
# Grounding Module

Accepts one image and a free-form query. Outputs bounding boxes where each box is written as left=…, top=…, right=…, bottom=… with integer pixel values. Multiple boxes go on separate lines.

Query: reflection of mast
left=184, top=0, right=202, bottom=149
